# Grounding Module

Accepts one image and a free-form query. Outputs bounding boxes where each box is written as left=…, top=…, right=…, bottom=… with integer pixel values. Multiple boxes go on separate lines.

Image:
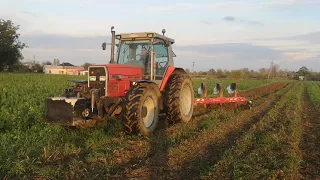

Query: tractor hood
left=88, top=64, right=143, bottom=97
left=106, top=64, right=143, bottom=79
left=88, top=64, right=143, bottom=80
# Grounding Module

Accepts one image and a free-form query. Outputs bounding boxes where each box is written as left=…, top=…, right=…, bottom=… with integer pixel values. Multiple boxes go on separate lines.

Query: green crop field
left=0, top=73, right=319, bottom=179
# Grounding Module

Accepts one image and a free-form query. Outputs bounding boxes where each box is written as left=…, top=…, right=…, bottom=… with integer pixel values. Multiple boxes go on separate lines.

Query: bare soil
left=109, top=82, right=291, bottom=179
left=300, top=89, right=320, bottom=179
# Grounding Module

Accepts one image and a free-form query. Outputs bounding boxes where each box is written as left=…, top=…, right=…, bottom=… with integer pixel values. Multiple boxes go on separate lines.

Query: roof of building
left=64, top=66, right=84, bottom=70
left=58, top=62, right=74, bottom=66
left=44, top=63, right=84, bottom=70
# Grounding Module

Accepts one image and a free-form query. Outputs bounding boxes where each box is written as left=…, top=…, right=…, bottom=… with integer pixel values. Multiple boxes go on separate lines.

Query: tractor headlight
left=131, top=81, right=137, bottom=86
left=90, top=76, right=96, bottom=81
left=99, top=76, right=106, bottom=81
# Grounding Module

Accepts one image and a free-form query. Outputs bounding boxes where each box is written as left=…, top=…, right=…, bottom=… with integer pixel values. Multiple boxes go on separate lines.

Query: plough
left=194, top=82, right=252, bottom=109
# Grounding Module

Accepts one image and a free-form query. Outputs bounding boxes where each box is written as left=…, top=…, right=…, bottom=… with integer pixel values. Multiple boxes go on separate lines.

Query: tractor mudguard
left=160, top=66, right=186, bottom=91
left=129, top=80, right=163, bottom=110
left=160, top=66, right=176, bottom=91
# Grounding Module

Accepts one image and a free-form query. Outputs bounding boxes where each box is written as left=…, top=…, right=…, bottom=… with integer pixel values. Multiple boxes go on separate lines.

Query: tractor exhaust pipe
left=110, top=26, right=115, bottom=63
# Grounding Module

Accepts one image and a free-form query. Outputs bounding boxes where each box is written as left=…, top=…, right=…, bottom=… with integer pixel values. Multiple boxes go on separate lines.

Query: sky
left=1, top=0, right=320, bottom=72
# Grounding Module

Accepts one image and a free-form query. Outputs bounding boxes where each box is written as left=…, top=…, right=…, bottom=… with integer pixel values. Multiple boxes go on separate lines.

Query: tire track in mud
left=163, top=82, right=290, bottom=150
left=300, top=87, right=320, bottom=179
left=109, top=82, right=291, bottom=179
left=166, top=83, right=293, bottom=179
left=203, top=82, right=302, bottom=179
left=167, top=82, right=289, bottom=136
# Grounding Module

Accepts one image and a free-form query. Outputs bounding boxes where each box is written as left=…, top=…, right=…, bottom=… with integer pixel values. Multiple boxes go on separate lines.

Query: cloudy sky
left=1, top=0, right=320, bottom=71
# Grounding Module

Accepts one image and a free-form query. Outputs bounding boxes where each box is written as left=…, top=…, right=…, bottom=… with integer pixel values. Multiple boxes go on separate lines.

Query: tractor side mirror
left=213, top=83, right=221, bottom=94
left=102, top=42, right=107, bottom=50
left=227, top=83, right=237, bottom=94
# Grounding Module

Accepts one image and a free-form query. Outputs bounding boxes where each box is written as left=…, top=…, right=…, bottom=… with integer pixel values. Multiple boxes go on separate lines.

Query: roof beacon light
left=162, top=29, right=166, bottom=36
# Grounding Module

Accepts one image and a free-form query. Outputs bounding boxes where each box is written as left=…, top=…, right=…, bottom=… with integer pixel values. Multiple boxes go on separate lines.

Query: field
left=0, top=73, right=320, bottom=179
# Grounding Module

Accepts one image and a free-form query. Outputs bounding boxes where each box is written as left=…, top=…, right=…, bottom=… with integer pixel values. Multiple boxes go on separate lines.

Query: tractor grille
left=89, top=67, right=107, bottom=96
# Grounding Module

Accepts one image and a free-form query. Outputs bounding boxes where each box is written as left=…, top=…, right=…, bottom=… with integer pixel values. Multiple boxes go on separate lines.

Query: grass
left=299, top=81, right=320, bottom=179
left=202, top=82, right=304, bottom=179
left=0, top=73, right=124, bottom=179
left=163, top=82, right=293, bottom=179
left=166, top=81, right=289, bottom=149
left=0, top=73, right=316, bottom=179
left=305, top=81, right=320, bottom=108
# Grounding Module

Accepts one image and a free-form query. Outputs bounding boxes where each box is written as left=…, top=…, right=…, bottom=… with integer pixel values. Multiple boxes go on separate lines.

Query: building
left=53, top=59, right=60, bottom=66
left=79, top=70, right=89, bottom=76
left=299, top=76, right=305, bottom=81
left=43, top=62, right=85, bottom=75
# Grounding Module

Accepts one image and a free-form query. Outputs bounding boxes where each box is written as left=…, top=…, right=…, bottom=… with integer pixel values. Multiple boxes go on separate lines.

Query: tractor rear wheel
left=164, top=74, right=194, bottom=124
left=121, top=83, right=160, bottom=135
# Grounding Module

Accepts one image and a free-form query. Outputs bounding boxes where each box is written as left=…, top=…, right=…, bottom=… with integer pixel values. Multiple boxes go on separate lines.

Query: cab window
left=154, top=43, right=169, bottom=77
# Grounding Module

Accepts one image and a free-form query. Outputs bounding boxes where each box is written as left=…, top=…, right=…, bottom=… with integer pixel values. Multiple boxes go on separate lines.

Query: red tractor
left=45, top=27, right=252, bottom=135
left=45, top=27, right=195, bottom=135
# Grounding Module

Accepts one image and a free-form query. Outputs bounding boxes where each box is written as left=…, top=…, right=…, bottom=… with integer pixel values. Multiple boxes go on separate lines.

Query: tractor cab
left=103, top=28, right=176, bottom=82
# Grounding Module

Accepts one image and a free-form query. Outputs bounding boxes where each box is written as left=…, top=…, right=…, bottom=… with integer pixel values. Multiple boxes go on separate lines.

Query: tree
left=207, top=68, right=216, bottom=76
left=216, top=69, right=226, bottom=78
left=258, top=68, right=268, bottom=79
left=0, top=19, right=26, bottom=71
left=240, top=68, right=250, bottom=79
left=42, top=61, right=52, bottom=66
left=249, top=69, right=259, bottom=79
left=198, top=71, right=207, bottom=75
left=230, top=70, right=242, bottom=79
left=82, top=62, right=93, bottom=70
left=298, top=66, right=309, bottom=76
left=33, top=62, right=43, bottom=72
left=223, top=69, right=230, bottom=78
left=310, top=72, right=320, bottom=81
left=277, top=69, right=289, bottom=79
left=185, top=68, right=191, bottom=74
left=271, top=64, right=280, bottom=79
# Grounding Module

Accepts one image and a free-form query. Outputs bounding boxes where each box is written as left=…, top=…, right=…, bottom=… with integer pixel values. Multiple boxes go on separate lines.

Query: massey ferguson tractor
left=45, top=27, right=251, bottom=136
left=45, top=27, right=195, bottom=135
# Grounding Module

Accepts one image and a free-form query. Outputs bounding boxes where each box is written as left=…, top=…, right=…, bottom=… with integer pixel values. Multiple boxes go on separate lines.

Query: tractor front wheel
left=121, top=83, right=160, bottom=135
left=164, top=74, right=194, bottom=124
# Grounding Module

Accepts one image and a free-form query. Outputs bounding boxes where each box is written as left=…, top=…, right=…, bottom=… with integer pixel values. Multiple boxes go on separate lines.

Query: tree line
left=185, top=66, right=320, bottom=81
